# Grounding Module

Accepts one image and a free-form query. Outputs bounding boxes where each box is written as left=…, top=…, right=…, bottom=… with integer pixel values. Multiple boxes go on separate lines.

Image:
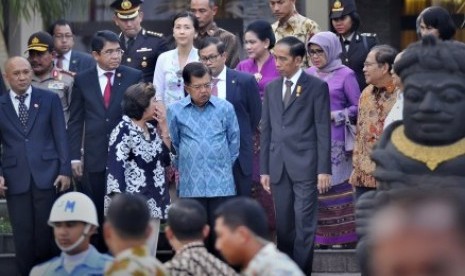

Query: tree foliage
left=0, top=0, right=86, bottom=29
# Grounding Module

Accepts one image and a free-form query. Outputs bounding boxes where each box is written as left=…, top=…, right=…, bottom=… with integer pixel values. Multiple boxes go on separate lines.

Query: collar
left=199, top=21, right=219, bottom=37
left=373, top=80, right=396, bottom=94
left=391, top=125, right=465, bottom=171
left=96, top=65, right=116, bottom=77
left=277, top=12, right=300, bottom=29
left=32, top=68, right=54, bottom=82
left=114, top=245, right=149, bottom=261
left=63, top=50, right=72, bottom=61
left=215, top=65, right=227, bottom=81
left=286, top=68, right=303, bottom=84
left=181, top=94, right=218, bottom=108
left=52, top=245, right=110, bottom=272
left=342, top=32, right=355, bottom=43
left=10, top=86, right=32, bottom=99
left=176, top=241, right=205, bottom=255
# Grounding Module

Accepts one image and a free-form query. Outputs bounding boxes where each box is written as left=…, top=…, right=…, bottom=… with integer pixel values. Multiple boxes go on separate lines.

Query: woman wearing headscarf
left=306, top=31, right=360, bottom=248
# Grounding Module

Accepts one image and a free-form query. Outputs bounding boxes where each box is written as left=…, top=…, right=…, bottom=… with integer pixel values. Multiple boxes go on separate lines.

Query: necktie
left=56, top=54, right=64, bottom=69
left=126, top=37, right=135, bottom=51
left=343, top=40, right=351, bottom=52
left=16, top=94, right=29, bottom=128
left=103, top=72, right=113, bottom=108
left=283, top=80, right=293, bottom=107
left=211, top=78, right=220, bottom=97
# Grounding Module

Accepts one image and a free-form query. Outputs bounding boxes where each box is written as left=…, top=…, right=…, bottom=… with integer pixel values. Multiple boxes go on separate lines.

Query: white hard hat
left=48, top=192, right=99, bottom=227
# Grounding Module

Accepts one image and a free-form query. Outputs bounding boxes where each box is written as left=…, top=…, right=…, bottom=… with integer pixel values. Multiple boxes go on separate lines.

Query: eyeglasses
left=363, top=62, right=379, bottom=67
left=308, top=49, right=325, bottom=57
left=101, top=49, right=124, bottom=56
left=200, top=54, right=221, bottom=63
left=54, top=34, right=73, bottom=40
left=186, top=82, right=213, bottom=90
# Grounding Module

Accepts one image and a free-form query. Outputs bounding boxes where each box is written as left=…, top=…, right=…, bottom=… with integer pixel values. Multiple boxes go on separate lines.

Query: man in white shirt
left=215, top=197, right=304, bottom=276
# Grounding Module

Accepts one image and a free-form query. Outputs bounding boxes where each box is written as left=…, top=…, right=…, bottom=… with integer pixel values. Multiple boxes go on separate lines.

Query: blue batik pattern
left=167, top=96, right=240, bottom=198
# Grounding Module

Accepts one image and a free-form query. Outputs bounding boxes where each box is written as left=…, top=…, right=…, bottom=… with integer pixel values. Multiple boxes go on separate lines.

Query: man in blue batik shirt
left=167, top=62, right=239, bottom=254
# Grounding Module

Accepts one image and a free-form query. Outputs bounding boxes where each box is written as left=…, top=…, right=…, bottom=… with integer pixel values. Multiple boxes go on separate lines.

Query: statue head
left=394, top=36, right=465, bottom=146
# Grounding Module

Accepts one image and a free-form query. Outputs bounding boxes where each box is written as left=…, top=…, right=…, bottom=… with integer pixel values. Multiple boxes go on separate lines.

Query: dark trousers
left=192, top=196, right=235, bottom=256
left=233, top=162, right=252, bottom=197
left=354, top=186, right=376, bottom=202
left=271, top=167, right=318, bottom=276
left=85, top=171, right=107, bottom=252
left=6, top=182, right=58, bottom=276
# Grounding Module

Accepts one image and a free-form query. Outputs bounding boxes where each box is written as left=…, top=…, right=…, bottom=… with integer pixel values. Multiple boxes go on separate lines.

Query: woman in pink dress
left=236, top=20, right=279, bottom=232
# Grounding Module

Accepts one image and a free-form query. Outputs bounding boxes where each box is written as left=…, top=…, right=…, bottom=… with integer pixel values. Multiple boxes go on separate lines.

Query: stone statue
left=356, top=35, right=465, bottom=275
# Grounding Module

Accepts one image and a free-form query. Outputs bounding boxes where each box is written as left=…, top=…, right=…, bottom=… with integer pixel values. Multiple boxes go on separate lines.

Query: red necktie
left=103, top=72, right=113, bottom=108
left=211, top=78, right=220, bottom=96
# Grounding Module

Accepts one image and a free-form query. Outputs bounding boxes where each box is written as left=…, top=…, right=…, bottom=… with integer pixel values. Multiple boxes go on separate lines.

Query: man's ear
left=103, top=222, right=112, bottom=242
left=165, top=226, right=174, bottom=241
left=91, top=51, right=100, bottom=61
left=144, top=224, right=153, bottom=239
left=113, top=15, right=119, bottom=27
left=211, top=4, right=218, bottom=16
left=202, top=224, right=210, bottom=239
left=381, top=63, right=390, bottom=75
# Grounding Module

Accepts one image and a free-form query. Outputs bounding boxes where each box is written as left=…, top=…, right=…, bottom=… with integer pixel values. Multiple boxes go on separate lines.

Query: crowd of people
left=0, top=0, right=461, bottom=275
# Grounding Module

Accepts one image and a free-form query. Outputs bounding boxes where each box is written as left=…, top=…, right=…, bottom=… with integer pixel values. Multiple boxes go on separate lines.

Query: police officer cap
left=110, top=0, right=143, bottom=20
left=26, top=31, right=54, bottom=53
left=330, top=0, right=357, bottom=19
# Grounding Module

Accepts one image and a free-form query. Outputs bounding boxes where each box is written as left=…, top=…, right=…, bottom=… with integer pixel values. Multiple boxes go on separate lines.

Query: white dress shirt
left=214, top=66, right=227, bottom=100
left=282, top=68, right=303, bottom=100
left=96, top=65, right=116, bottom=95
left=56, top=50, right=72, bottom=71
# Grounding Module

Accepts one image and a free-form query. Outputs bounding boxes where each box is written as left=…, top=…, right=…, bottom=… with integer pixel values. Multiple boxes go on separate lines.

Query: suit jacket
left=225, top=68, right=261, bottom=176
left=260, top=71, right=331, bottom=182
left=69, top=50, right=96, bottom=74
left=340, top=32, right=377, bottom=90
left=120, top=29, right=168, bottom=83
left=0, top=87, right=71, bottom=194
left=67, top=65, right=143, bottom=172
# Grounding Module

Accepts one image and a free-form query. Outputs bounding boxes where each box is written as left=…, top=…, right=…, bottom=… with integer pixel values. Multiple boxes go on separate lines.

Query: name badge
left=48, top=81, right=65, bottom=90
left=136, top=48, right=152, bottom=52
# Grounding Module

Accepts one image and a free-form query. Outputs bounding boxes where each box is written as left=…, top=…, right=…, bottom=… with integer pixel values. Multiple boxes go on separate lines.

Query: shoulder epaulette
left=146, top=30, right=163, bottom=37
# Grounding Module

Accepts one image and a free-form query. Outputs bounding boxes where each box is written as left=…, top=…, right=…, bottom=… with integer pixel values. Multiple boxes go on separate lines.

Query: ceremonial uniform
left=120, top=29, right=168, bottom=83
left=32, top=67, right=74, bottom=124
left=329, top=0, right=378, bottom=90
left=339, top=32, right=377, bottom=90
left=272, top=12, right=320, bottom=67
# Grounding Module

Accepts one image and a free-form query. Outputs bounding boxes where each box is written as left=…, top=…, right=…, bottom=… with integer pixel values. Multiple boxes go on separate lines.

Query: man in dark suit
left=67, top=30, right=143, bottom=252
left=260, top=36, right=331, bottom=275
left=199, top=37, right=261, bottom=197
left=48, top=19, right=96, bottom=74
left=0, top=56, right=71, bottom=275
left=111, top=0, right=168, bottom=83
